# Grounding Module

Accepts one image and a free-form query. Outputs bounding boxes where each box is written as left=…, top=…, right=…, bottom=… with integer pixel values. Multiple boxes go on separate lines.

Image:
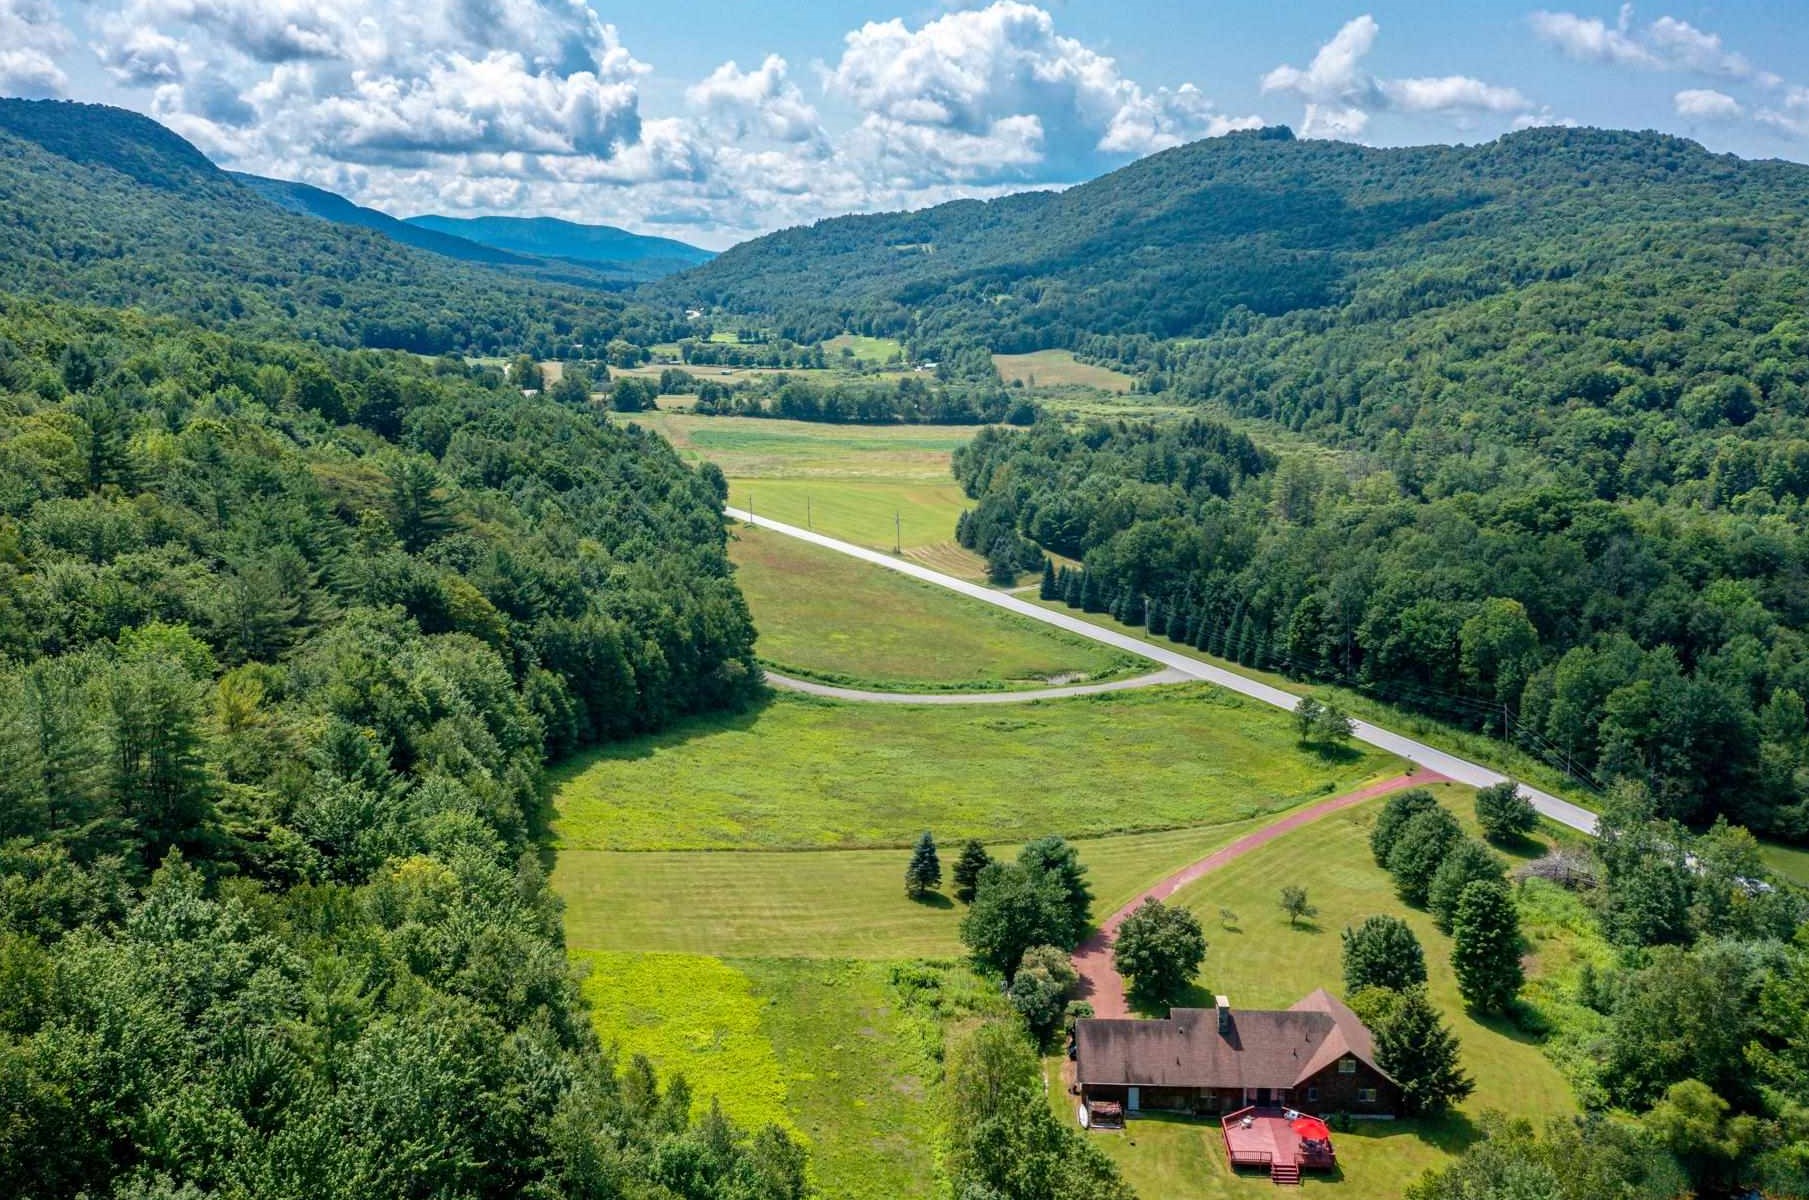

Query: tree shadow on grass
left=909, top=891, right=954, bottom=910
left=529, top=694, right=784, bottom=858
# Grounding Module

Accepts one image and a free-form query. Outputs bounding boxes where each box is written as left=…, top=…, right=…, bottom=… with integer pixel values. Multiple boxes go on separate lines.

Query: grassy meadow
left=555, top=818, right=1277, bottom=960
left=549, top=685, right=1399, bottom=851
left=575, top=953, right=983, bottom=1200
left=993, top=349, right=1136, bottom=393
left=731, top=525, right=1134, bottom=689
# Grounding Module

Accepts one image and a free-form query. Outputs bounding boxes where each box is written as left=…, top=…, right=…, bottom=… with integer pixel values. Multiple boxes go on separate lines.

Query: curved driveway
left=728, top=506, right=1598, bottom=836
left=764, top=668, right=1189, bottom=704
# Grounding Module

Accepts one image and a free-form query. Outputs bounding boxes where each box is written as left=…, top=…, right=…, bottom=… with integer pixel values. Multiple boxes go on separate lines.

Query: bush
left=1475, top=781, right=1539, bottom=843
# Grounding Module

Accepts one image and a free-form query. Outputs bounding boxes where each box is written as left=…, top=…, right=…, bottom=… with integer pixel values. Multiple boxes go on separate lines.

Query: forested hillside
left=408, top=215, right=714, bottom=280
left=0, top=297, right=800, bottom=1197
left=661, top=126, right=1809, bottom=353
left=0, top=100, right=677, bottom=355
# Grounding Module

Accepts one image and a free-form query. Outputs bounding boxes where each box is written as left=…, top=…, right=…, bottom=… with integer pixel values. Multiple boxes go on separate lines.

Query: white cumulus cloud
left=1674, top=88, right=1743, bottom=120
left=1263, top=15, right=1532, bottom=137
left=1531, top=8, right=1778, bottom=85
left=687, top=55, right=824, bottom=146
left=823, top=1, right=1258, bottom=181
left=0, top=0, right=72, bottom=97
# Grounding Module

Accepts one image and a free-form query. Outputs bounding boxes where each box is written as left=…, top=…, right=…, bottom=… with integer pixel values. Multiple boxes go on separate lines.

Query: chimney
left=1216, top=995, right=1232, bottom=1035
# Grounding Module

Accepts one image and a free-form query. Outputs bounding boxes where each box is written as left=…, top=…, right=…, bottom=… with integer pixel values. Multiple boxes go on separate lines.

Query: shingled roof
left=1074, top=990, right=1392, bottom=1091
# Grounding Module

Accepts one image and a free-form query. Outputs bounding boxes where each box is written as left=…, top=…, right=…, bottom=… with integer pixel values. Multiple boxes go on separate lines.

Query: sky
left=3, top=1, right=1808, bottom=249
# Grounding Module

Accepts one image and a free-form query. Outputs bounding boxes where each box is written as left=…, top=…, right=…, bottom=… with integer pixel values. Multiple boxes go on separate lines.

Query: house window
left=1338, top=1058, right=1356, bottom=1074
left=1357, top=1088, right=1377, bottom=1104
left=1307, top=1087, right=1319, bottom=1102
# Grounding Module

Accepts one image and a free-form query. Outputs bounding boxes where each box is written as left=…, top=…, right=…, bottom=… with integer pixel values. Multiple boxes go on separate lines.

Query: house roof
left=1074, top=990, right=1393, bottom=1091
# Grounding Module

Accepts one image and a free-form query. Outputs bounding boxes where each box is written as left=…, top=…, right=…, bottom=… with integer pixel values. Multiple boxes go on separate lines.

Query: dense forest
left=0, top=100, right=680, bottom=356
left=0, top=296, right=803, bottom=1198
left=955, top=413, right=1809, bottom=840
left=659, top=126, right=1809, bottom=356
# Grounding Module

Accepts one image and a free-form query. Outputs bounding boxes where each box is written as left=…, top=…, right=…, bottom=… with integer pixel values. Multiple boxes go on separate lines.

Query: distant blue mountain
left=230, top=173, right=534, bottom=267
left=405, top=214, right=715, bottom=277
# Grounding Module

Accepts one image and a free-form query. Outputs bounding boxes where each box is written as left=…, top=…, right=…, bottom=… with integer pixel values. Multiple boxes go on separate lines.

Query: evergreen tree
left=905, top=831, right=942, bottom=899
left=1452, top=881, right=1524, bottom=1014
left=1341, top=915, right=1428, bottom=994
left=1168, top=601, right=1190, bottom=642
left=386, top=458, right=455, bottom=554
left=1427, top=839, right=1508, bottom=933
left=1374, top=985, right=1475, bottom=1116
left=1079, top=571, right=1100, bottom=612
left=1144, top=597, right=1162, bottom=634
left=1063, top=567, right=1083, bottom=608
left=953, top=839, right=993, bottom=904
left=1018, top=836, right=1093, bottom=947
left=1039, top=558, right=1058, bottom=600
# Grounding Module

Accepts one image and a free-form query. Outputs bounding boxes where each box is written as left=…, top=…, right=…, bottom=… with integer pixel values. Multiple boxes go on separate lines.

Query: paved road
left=1072, top=771, right=1445, bottom=1018
left=765, top=668, right=1190, bottom=704
left=727, top=506, right=1598, bottom=836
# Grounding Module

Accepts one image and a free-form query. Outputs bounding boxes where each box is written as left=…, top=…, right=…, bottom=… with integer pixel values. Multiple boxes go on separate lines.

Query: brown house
left=1072, top=989, right=1400, bottom=1119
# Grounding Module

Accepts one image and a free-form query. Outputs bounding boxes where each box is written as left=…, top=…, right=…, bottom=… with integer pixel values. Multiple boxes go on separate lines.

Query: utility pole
left=806, top=496, right=812, bottom=531
left=747, top=491, right=754, bottom=526
left=894, top=511, right=902, bottom=555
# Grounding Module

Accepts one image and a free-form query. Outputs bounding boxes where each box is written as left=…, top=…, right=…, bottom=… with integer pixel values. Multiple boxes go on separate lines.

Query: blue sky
left=5, top=1, right=1808, bottom=247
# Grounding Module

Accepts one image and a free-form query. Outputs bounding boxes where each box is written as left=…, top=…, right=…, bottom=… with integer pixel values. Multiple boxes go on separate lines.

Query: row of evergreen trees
left=1038, top=562, right=1278, bottom=670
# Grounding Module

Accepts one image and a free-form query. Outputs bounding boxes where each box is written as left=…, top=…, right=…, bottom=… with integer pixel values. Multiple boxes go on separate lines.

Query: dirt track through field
left=1069, top=770, right=1447, bottom=1019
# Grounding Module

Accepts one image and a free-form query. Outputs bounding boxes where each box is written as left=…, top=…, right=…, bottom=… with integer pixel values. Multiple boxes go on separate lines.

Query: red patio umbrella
left=1290, top=1115, right=1332, bottom=1141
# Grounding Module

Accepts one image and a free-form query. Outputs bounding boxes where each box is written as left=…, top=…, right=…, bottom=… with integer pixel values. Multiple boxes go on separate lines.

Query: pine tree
left=1167, top=601, right=1190, bottom=643
left=1039, top=559, right=1057, bottom=600
left=905, top=831, right=942, bottom=900
left=953, top=839, right=993, bottom=904
left=1374, top=986, right=1475, bottom=1116
left=1080, top=572, right=1102, bottom=613
left=1063, top=568, right=1082, bottom=608
left=1144, top=597, right=1162, bottom=634
left=1451, top=881, right=1524, bottom=1014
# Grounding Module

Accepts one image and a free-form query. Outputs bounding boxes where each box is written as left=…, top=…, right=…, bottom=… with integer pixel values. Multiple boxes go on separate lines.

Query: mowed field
left=549, top=685, right=1399, bottom=850
left=620, top=411, right=985, bottom=569
left=731, top=525, right=1135, bottom=690
left=1069, top=785, right=1584, bottom=1198
left=993, top=349, right=1136, bottom=393
left=556, top=818, right=1275, bottom=959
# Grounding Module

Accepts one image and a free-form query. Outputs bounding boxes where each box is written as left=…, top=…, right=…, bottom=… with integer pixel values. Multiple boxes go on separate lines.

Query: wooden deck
left=1221, top=1107, right=1334, bottom=1186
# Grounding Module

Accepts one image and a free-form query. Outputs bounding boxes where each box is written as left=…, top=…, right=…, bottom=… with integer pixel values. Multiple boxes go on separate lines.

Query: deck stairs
left=1269, top=1161, right=1301, bottom=1186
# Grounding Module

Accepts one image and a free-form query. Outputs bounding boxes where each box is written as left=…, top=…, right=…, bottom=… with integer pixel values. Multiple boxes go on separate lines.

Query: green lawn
left=575, top=954, right=989, bottom=1200
left=549, top=686, right=1399, bottom=850
left=1761, top=840, right=1809, bottom=886
left=555, top=818, right=1274, bottom=960
left=731, top=525, right=1134, bottom=690
left=1070, top=784, right=1578, bottom=1197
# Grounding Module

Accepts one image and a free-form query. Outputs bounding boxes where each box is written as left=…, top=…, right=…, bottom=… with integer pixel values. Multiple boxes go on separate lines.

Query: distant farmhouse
left=1072, top=990, right=1398, bottom=1184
